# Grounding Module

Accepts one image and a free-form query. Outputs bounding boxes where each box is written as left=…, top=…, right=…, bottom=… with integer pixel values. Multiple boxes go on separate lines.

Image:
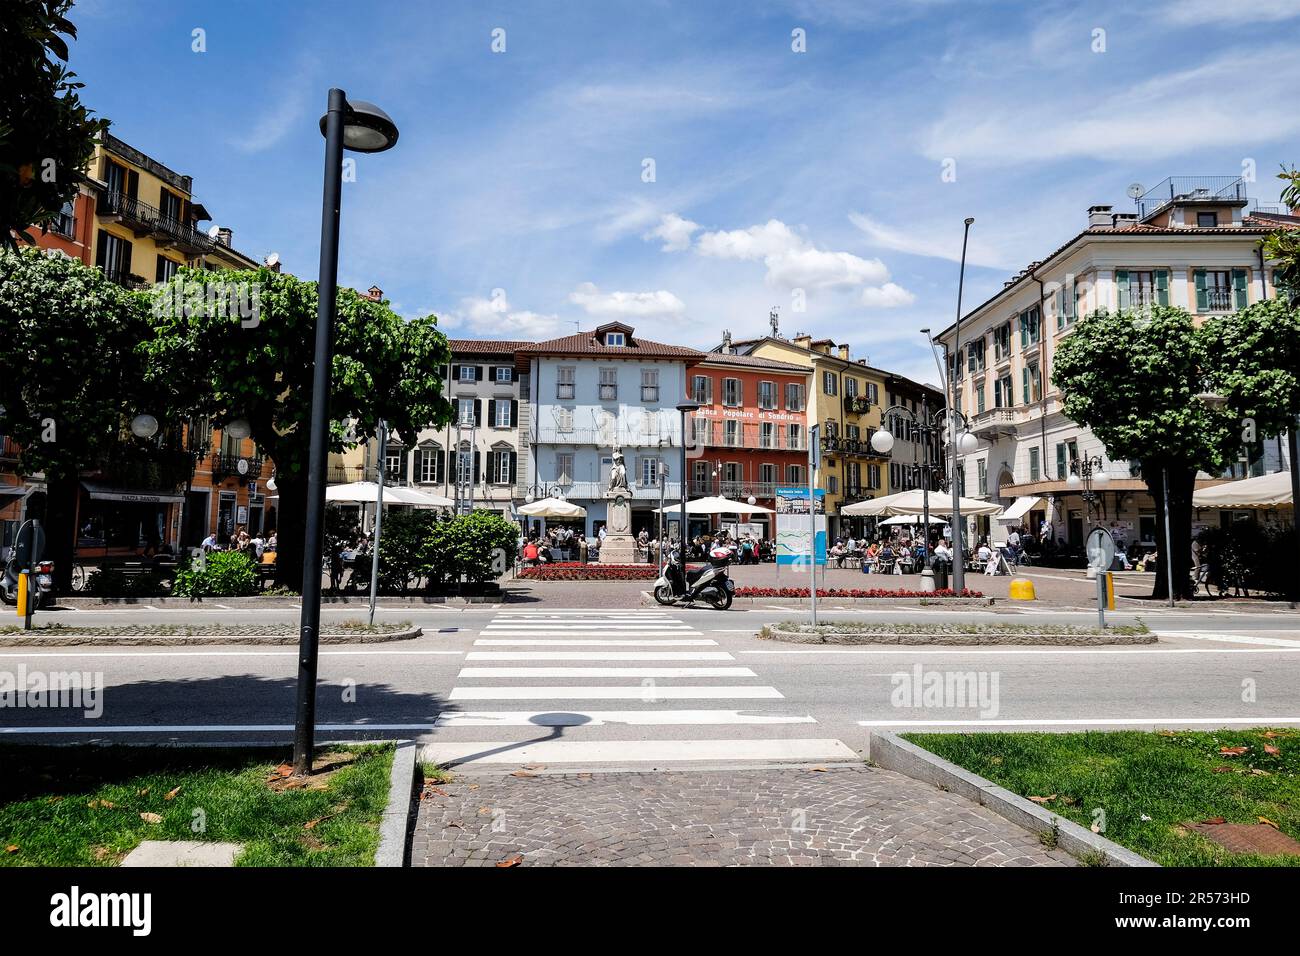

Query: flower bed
left=518, top=563, right=659, bottom=581
left=734, top=586, right=984, bottom=598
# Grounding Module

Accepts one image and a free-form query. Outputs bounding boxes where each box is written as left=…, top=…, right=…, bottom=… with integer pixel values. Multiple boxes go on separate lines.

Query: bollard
left=920, top=568, right=936, bottom=592
left=1009, top=577, right=1037, bottom=601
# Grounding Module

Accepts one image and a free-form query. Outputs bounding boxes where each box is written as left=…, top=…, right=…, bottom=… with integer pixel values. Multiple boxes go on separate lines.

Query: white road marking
left=0, top=723, right=437, bottom=734
left=420, top=737, right=857, bottom=764
left=434, top=710, right=816, bottom=727
left=448, top=685, right=783, bottom=700
left=466, top=650, right=734, bottom=661
left=742, top=647, right=1300, bottom=655
left=457, top=666, right=756, bottom=678
left=1156, top=631, right=1300, bottom=648
left=0, top=649, right=465, bottom=658
left=857, top=716, right=1300, bottom=727
left=474, top=638, right=717, bottom=646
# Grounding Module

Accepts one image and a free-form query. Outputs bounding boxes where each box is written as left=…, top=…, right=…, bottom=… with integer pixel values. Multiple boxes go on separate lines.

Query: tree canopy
left=0, top=0, right=107, bottom=246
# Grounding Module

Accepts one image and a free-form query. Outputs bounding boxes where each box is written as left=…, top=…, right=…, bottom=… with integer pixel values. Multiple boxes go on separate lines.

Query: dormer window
left=604, top=331, right=626, bottom=347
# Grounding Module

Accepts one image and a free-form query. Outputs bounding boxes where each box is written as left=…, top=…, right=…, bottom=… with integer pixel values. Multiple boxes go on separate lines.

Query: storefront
left=76, top=483, right=186, bottom=558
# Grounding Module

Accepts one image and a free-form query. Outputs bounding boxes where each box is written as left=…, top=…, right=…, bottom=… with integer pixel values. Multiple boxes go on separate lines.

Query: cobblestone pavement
left=412, top=765, right=1078, bottom=867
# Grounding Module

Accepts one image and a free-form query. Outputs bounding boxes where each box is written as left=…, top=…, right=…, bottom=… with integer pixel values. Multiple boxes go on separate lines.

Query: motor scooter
left=0, top=557, right=55, bottom=609
left=653, top=542, right=735, bottom=609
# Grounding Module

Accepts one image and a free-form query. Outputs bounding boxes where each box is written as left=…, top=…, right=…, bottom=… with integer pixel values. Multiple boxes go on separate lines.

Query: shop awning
left=0, top=484, right=28, bottom=500
left=1193, top=470, right=1294, bottom=510
left=996, top=496, right=1042, bottom=523
left=81, top=482, right=185, bottom=505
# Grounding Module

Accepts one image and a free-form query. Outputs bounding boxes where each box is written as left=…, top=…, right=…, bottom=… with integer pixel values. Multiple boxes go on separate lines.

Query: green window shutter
left=1019, top=315, right=1027, bottom=348
left=1232, top=268, right=1248, bottom=309
left=1056, top=288, right=1065, bottom=328
left=1115, top=270, right=1129, bottom=311
left=1022, top=367, right=1030, bottom=404
left=1056, top=442, right=1067, bottom=479
left=1194, top=269, right=1208, bottom=311
left=1155, top=269, right=1169, bottom=306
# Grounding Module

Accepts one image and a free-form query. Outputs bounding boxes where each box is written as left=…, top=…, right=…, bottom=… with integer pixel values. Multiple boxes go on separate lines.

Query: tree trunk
left=1146, top=465, right=1197, bottom=601
left=42, top=471, right=80, bottom=593
left=274, top=476, right=307, bottom=593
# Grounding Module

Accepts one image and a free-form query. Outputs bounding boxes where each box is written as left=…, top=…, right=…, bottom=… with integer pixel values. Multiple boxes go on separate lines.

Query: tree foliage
left=1262, top=166, right=1300, bottom=307
left=0, top=0, right=107, bottom=246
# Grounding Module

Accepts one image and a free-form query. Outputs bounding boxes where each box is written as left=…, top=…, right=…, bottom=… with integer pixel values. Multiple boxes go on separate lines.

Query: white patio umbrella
left=1193, top=470, right=1294, bottom=510
left=517, top=496, right=587, bottom=519
left=386, top=486, right=454, bottom=508
left=653, top=495, right=775, bottom=515
left=325, top=481, right=452, bottom=508
left=880, top=513, right=944, bottom=525
left=840, top=488, right=1003, bottom=517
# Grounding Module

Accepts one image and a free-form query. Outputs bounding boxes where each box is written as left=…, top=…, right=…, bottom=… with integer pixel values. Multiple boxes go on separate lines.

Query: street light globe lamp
left=1093, top=468, right=1110, bottom=487
left=957, top=431, right=979, bottom=455
left=747, top=495, right=756, bottom=506
left=224, top=418, right=251, bottom=440
left=1066, top=472, right=1082, bottom=489
left=870, top=428, right=894, bottom=454
left=130, top=414, right=159, bottom=439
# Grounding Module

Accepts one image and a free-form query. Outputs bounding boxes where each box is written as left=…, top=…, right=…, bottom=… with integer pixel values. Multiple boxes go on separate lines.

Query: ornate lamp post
left=1065, top=454, right=1111, bottom=523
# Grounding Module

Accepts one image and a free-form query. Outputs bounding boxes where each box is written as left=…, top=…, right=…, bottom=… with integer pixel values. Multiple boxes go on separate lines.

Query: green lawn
left=0, top=745, right=393, bottom=867
left=904, top=730, right=1300, bottom=866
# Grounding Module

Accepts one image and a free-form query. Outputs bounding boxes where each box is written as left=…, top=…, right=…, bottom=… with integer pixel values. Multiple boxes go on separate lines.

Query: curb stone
left=867, top=731, right=1158, bottom=867
left=375, top=740, right=418, bottom=868
left=0, top=626, right=422, bottom=647
left=638, top=590, right=994, bottom=607
left=56, top=595, right=505, bottom=608
left=760, top=624, right=1155, bottom=646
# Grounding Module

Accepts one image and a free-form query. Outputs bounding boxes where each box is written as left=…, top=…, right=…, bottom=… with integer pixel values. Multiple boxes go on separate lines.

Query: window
left=159, top=189, right=184, bottom=224
left=975, top=379, right=986, bottom=413
left=1018, top=307, right=1041, bottom=349
left=759, top=422, right=775, bottom=448
left=787, top=464, right=805, bottom=485
left=385, top=446, right=406, bottom=480
left=458, top=364, right=477, bottom=382
left=977, top=460, right=987, bottom=495
left=992, top=322, right=1012, bottom=361
left=556, top=366, right=576, bottom=399
left=947, top=351, right=964, bottom=383
left=155, top=255, right=179, bottom=283
left=598, top=367, right=618, bottom=401
left=1116, top=270, right=1169, bottom=310
left=826, top=475, right=839, bottom=494
left=1055, top=442, right=1068, bottom=480
left=641, top=456, right=661, bottom=486
left=456, top=448, right=474, bottom=485
left=758, top=380, right=776, bottom=410
left=785, top=382, right=804, bottom=411
left=759, top=463, right=776, bottom=486
left=788, top=423, right=803, bottom=450
left=554, top=407, right=575, bottom=433
left=1029, top=446, right=1041, bottom=482
left=693, top=459, right=710, bottom=490
left=845, top=377, right=858, bottom=399
left=52, top=200, right=75, bottom=238
left=868, top=463, right=881, bottom=489
left=95, top=230, right=132, bottom=283
left=692, top=417, right=710, bottom=447
left=994, top=373, right=1013, bottom=408
left=604, top=331, right=626, bottom=347
left=493, top=400, right=512, bottom=428
left=456, top=398, right=476, bottom=425
left=692, top=375, right=712, bottom=404
left=641, top=368, right=659, bottom=402
left=556, top=452, right=574, bottom=484
left=1022, top=362, right=1042, bottom=404
left=846, top=461, right=861, bottom=491
left=494, top=366, right=513, bottom=383
left=822, top=370, right=838, bottom=396
left=417, top=447, right=442, bottom=483
left=1195, top=269, right=1245, bottom=312
left=1197, top=211, right=1219, bottom=228
left=966, top=339, right=986, bottom=373
left=723, top=419, right=740, bottom=446
left=493, top=451, right=513, bottom=484
left=722, top=377, right=742, bottom=407
left=866, top=382, right=879, bottom=405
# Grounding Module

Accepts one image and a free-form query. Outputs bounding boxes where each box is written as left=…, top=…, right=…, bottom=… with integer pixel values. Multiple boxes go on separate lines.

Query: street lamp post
left=676, top=401, right=700, bottom=547
left=1065, top=454, right=1111, bottom=524
left=950, top=217, right=975, bottom=592
left=294, top=90, right=399, bottom=775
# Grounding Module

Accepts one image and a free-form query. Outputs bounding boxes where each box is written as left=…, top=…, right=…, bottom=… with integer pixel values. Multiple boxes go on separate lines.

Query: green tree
left=1051, top=306, right=1239, bottom=600
left=141, top=267, right=454, bottom=590
left=1262, top=166, right=1300, bottom=308
left=0, top=247, right=151, bottom=588
left=444, top=511, right=518, bottom=584
left=1, top=0, right=107, bottom=247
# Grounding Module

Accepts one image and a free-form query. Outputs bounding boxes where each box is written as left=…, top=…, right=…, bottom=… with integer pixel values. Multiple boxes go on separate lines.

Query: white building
left=517, top=321, right=701, bottom=537
left=936, top=177, right=1296, bottom=554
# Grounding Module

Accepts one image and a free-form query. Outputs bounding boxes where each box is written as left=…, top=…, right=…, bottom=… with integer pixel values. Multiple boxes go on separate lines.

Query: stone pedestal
left=599, top=492, right=637, bottom=563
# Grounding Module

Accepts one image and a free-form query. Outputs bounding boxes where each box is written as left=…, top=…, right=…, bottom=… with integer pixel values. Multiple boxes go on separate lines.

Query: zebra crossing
left=421, top=609, right=856, bottom=768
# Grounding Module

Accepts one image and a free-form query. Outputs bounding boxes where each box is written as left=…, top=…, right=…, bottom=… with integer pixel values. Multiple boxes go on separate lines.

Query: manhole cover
left=1185, top=822, right=1300, bottom=856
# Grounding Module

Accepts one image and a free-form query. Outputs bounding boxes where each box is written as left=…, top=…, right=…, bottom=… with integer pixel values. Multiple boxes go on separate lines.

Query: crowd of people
left=200, top=525, right=277, bottom=562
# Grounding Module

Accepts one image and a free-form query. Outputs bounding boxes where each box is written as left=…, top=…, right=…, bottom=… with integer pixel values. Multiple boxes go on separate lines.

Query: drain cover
left=1186, top=822, right=1300, bottom=856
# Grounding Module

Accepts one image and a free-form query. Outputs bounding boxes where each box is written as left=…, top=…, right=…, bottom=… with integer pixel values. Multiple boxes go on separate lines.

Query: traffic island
left=759, top=620, right=1155, bottom=645
left=0, top=621, right=421, bottom=646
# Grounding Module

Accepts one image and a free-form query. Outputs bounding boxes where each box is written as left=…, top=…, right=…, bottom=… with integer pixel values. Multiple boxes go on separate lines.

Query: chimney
left=366, top=285, right=383, bottom=302
left=1111, top=212, right=1138, bottom=229
left=216, top=226, right=233, bottom=246
left=837, top=344, right=850, bottom=361
left=721, top=329, right=733, bottom=353
left=792, top=333, right=812, bottom=350
left=1087, top=205, right=1114, bottom=228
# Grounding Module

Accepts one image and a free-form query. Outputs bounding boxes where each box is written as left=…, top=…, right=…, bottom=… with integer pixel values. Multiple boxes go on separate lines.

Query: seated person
left=522, top=540, right=540, bottom=564
left=861, top=542, right=879, bottom=573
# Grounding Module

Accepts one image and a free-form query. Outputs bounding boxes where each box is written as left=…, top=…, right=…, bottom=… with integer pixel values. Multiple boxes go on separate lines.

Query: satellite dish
left=1126, top=183, right=1144, bottom=200
left=207, top=224, right=222, bottom=238
left=264, top=252, right=280, bottom=268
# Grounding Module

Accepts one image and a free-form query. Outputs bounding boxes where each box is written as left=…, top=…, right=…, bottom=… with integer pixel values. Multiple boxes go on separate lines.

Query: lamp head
left=320, top=98, right=400, bottom=153
left=130, top=414, right=159, bottom=439
left=870, top=429, right=895, bottom=454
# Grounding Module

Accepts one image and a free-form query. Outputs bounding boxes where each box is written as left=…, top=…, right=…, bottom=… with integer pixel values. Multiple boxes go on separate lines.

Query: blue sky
left=68, top=0, right=1300, bottom=385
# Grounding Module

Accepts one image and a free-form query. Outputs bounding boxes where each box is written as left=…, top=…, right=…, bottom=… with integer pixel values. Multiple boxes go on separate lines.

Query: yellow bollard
left=1104, top=571, right=1116, bottom=610
left=1008, top=577, right=1036, bottom=601
left=16, top=571, right=28, bottom=618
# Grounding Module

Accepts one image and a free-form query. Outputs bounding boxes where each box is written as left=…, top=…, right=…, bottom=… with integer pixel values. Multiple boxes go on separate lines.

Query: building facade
left=936, top=177, right=1298, bottom=551
left=518, top=322, right=700, bottom=538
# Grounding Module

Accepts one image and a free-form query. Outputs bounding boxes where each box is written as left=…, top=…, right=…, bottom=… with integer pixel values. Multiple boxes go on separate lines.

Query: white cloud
left=446, top=291, right=566, bottom=339
left=568, top=282, right=687, bottom=320
left=692, top=218, right=891, bottom=290
left=860, top=282, right=916, bottom=308
left=1163, top=0, right=1300, bottom=24
left=696, top=219, right=803, bottom=261
left=849, top=212, right=1011, bottom=269
left=644, top=213, right=701, bottom=252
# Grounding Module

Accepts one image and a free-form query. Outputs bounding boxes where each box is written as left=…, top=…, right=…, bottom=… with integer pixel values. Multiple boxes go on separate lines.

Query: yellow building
left=727, top=332, right=892, bottom=538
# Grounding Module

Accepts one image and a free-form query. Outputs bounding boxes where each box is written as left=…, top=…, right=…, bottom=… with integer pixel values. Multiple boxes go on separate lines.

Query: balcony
left=99, top=190, right=216, bottom=257
left=211, top=452, right=264, bottom=482
left=1135, top=176, right=1249, bottom=221
left=535, top=427, right=679, bottom=447
left=819, top=435, right=885, bottom=459
left=518, top=480, right=682, bottom=501
left=328, top=463, right=366, bottom=484
left=1201, top=287, right=1234, bottom=312
left=100, top=267, right=147, bottom=289
left=842, top=395, right=874, bottom=416
left=969, top=407, right=1016, bottom=439
left=689, top=479, right=780, bottom=499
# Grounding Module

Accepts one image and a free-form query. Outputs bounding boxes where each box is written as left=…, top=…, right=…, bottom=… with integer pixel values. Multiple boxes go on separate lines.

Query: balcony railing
left=328, top=463, right=367, bottom=484
left=696, top=425, right=807, bottom=451
left=211, top=452, right=264, bottom=482
left=535, top=427, right=680, bottom=446
left=1135, top=176, right=1249, bottom=220
left=99, top=267, right=147, bottom=289
left=819, top=435, right=885, bottom=458
left=517, top=480, right=682, bottom=500
left=969, top=407, right=1016, bottom=437
left=1202, top=287, right=1234, bottom=312
left=99, top=189, right=216, bottom=257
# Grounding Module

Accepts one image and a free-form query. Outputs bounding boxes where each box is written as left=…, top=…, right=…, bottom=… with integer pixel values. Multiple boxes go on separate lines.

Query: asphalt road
left=4, top=604, right=1300, bottom=769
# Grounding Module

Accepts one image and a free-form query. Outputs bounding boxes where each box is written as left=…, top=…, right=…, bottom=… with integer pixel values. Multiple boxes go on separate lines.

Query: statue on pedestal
left=600, top=447, right=636, bottom=561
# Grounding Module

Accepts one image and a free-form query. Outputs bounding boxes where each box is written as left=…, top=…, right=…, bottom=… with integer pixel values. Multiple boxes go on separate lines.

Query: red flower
left=518, top=563, right=659, bottom=581
left=732, top=586, right=983, bottom=598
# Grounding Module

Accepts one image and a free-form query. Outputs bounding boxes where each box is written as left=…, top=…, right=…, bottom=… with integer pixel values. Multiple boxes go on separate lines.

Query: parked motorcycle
left=653, top=541, right=736, bottom=610
left=0, top=558, right=55, bottom=609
